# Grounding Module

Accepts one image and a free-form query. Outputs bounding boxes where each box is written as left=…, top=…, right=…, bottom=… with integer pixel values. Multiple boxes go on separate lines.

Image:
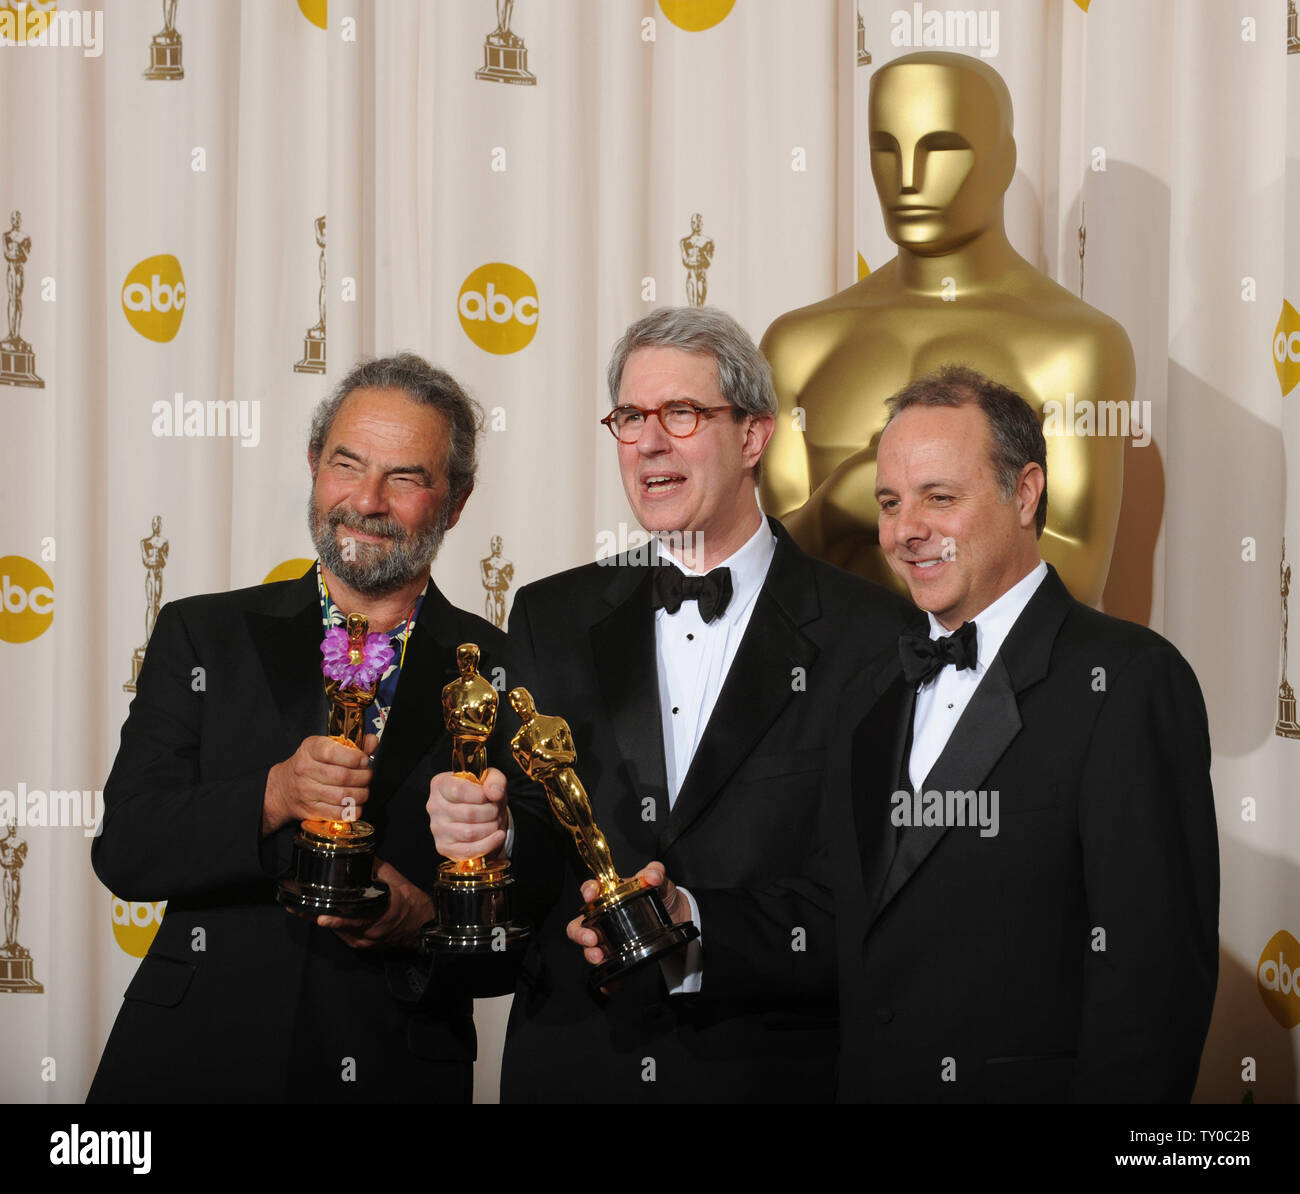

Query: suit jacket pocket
left=733, top=748, right=826, bottom=784
left=123, top=953, right=196, bottom=1008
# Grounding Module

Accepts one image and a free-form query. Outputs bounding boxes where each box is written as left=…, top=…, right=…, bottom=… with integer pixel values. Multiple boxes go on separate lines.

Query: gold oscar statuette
left=124, top=515, right=168, bottom=692
left=293, top=216, right=327, bottom=374
left=1278, top=539, right=1300, bottom=738
left=508, top=687, right=698, bottom=990
left=1, top=210, right=45, bottom=388
left=276, top=613, right=390, bottom=918
left=421, top=644, right=532, bottom=955
left=0, top=820, right=42, bottom=993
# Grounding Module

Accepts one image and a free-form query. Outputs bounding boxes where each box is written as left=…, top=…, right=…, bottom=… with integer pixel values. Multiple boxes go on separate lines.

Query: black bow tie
left=898, top=621, right=978, bottom=687
left=652, top=564, right=734, bottom=623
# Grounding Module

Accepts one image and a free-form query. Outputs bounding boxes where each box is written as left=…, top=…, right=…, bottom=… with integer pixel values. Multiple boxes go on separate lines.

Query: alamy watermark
left=890, top=4, right=999, bottom=59
left=0, top=2, right=103, bottom=58
left=1042, top=394, right=1152, bottom=447
left=891, top=788, right=1000, bottom=837
left=151, top=392, right=261, bottom=448
left=595, top=524, right=704, bottom=566
left=49, top=1125, right=151, bottom=1175
left=0, top=783, right=104, bottom=838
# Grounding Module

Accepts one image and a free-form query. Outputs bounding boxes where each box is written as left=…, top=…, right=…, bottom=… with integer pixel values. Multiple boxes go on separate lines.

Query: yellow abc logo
left=111, top=896, right=167, bottom=958
left=659, top=0, right=735, bottom=32
left=263, top=558, right=315, bottom=585
left=1274, top=300, right=1300, bottom=397
left=122, top=254, right=187, bottom=343
left=0, top=555, right=54, bottom=643
left=1257, top=929, right=1300, bottom=1029
left=458, top=263, right=539, bottom=355
left=297, top=0, right=326, bottom=29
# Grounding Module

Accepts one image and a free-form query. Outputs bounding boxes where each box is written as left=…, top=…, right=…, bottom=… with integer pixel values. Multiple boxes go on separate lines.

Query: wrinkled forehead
left=869, top=61, right=1010, bottom=150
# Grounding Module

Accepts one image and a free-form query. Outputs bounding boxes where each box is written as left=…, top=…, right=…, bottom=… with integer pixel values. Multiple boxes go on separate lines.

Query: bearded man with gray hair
left=90, top=354, right=534, bottom=1103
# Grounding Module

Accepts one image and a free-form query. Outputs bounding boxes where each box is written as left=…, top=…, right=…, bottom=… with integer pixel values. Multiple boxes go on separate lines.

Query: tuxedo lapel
left=245, top=570, right=328, bottom=748
left=871, top=655, right=1020, bottom=920
left=589, top=564, right=670, bottom=826
left=867, top=566, right=1075, bottom=924
left=852, top=672, right=913, bottom=919
left=369, top=581, right=461, bottom=810
left=660, top=524, right=819, bottom=853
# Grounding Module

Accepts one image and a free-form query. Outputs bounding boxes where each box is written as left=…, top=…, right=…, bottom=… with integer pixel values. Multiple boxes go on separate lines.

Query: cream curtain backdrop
left=0, top=0, right=1295, bottom=1104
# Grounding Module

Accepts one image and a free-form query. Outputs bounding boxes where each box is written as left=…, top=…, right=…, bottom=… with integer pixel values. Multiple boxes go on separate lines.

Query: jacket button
left=875, top=1007, right=894, bottom=1024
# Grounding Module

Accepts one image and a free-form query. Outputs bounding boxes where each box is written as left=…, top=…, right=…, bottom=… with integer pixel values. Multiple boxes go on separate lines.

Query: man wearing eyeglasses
left=428, top=306, right=911, bottom=1102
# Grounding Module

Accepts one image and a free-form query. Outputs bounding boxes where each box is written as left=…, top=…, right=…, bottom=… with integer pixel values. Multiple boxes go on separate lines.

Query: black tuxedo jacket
left=500, top=520, right=912, bottom=1103
left=88, top=567, right=523, bottom=1103
left=829, top=566, right=1219, bottom=1102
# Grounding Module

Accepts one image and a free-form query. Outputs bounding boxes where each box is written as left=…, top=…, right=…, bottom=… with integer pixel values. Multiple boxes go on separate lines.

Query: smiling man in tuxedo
left=428, top=306, right=911, bottom=1102
left=89, top=354, right=529, bottom=1103
left=829, top=364, right=1219, bottom=1102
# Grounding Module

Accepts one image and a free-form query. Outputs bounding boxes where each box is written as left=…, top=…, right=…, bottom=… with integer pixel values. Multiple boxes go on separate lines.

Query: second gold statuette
left=422, top=643, right=532, bottom=955
left=508, top=687, right=698, bottom=990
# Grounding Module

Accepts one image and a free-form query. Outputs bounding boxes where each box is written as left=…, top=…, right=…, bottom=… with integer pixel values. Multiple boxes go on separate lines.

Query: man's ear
left=742, top=414, right=776, bottom=471
left=445, top=483, right=473, bottom=532
left=1016, top=462, right=1045, bottom=529
left=308, top=449, right=319, bottom=481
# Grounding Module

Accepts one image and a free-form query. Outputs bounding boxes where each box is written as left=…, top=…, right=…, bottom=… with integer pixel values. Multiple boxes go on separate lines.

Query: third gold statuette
left=508, top=686, right=697, bottom=990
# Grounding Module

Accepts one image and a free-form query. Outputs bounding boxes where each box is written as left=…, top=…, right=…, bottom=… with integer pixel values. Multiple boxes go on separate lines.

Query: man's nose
left=893, top=498, right=929, bottom=545
left=637, top=411, right=671, bottom=454
left=349, top=470, right=390, bottom=513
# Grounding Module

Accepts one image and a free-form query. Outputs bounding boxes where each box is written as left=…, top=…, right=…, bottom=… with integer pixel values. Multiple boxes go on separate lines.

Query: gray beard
left=308, top=494, right=450, bottom=597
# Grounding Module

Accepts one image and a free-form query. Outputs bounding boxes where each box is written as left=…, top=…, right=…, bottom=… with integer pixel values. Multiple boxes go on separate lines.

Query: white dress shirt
left=654, top=518, right=777, bottom=992
left=908, top=560, right=1048, bottom=792
left=656, top=521, right=777, bottom=806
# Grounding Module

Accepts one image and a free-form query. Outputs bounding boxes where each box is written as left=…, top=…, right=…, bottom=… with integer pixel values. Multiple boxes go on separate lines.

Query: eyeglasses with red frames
left=600, top=401, right=740, bottom=443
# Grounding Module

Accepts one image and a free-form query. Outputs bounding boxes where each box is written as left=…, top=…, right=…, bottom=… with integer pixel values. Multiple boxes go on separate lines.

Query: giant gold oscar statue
left=508, top=687, right=697, bottom=990
left=422, top=644, right=531, bottom=955
left=760, top=51, right=1134, bottom=604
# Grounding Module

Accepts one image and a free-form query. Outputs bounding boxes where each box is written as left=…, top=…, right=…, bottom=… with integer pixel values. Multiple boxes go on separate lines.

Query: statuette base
left=0, top=952, right=43, bottom=993
left=145, top=40, right=183, bottom=80
left=276, top=820, right=389, bottom=918
left=294, top=331, right=327, bottom=374
left=1277, top=691, right=1300, bottom=739
left=476, top=41, right=536, bottom=86
left=0, top=343, right=44, bottom=388
left=124, top=646, right=146, bottom=693
left=583, top=877, right=699, bottom=990
left=421, top=858, right=532, bottom=954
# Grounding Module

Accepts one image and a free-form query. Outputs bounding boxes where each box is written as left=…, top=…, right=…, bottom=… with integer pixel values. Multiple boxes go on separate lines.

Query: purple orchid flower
left=321, top=626, right=395, bottom=690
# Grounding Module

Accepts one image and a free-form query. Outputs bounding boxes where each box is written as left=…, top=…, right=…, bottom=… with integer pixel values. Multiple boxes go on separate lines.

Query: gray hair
left=606, top=306, right=778, bottom=482
left=884, top=364, right=1048, bottom=537
left=308, top=353, right=482, bottom=506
